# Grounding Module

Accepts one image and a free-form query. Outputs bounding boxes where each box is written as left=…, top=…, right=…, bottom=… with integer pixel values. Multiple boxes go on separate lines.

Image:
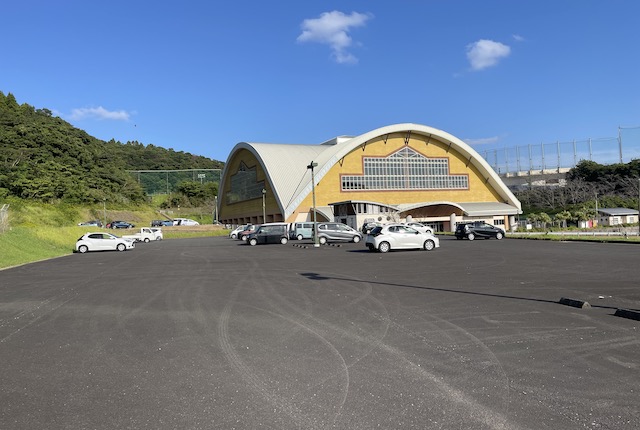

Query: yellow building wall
left=290, top=132, right=503, bottom=221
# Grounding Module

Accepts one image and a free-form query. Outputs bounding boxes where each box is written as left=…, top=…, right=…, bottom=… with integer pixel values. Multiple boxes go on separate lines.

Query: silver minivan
left=315, top=222, right=363, bottom=244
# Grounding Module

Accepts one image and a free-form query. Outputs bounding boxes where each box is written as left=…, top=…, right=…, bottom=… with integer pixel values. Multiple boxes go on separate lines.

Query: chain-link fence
left=0, top=204, right=9, bottom=233
left=479, top=126, right=640, bottom=176
left=128, top=169, right=222, bottom=195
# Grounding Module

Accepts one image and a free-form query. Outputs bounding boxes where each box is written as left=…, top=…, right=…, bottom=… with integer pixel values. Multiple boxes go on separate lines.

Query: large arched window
left=341, top=147, right=468, bottom=191
left=226, top=162, right=266, bottom=204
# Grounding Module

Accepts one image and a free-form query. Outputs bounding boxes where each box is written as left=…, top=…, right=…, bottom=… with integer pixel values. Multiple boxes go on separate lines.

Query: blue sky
left=3, top=1, right=640, bottom=163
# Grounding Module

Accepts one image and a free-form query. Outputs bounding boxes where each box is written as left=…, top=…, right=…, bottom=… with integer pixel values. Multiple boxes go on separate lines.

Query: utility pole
left=307, top=161, right=319, bottom=247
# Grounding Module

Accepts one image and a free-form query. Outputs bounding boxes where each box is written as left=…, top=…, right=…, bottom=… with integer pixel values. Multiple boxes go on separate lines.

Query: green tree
left=554, top=210, right=572, bottom=228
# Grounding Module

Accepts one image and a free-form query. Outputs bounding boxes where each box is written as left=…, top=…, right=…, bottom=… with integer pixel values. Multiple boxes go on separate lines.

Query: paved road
left=1, top=236, right=639, bottom=429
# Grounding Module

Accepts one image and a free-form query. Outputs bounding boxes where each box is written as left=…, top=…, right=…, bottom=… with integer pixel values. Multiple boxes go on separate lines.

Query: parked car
left=246, top=223, right=289, bottom=246
left=455, top=222, right=504, bottom=240
left=107, top=221, right=135, bottom=229
left=75, top=232, right=136, bottom=253
left=122, top=227, right=163, bottom=243
left=173, top=218, right=200, bottom=226
left=229, top=224, right=250, bottom=239
left=290, top=222, right=315, bottom=240
left=405, top=222, right=434, bottom=235
left=78, top=220, right=103, bottom=227
left=151, top=219, right=173, bottom=227
left=361, top=219, right=382, bottom=234
left=315, top=222, right=363, bottom=244
left=365, top=224, right=439, bottom=253
left=237, top=224, right=257, bottom=241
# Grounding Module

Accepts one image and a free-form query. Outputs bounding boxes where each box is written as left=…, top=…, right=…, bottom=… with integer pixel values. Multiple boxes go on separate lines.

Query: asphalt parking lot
left=1, top=235, right=639, bottom=429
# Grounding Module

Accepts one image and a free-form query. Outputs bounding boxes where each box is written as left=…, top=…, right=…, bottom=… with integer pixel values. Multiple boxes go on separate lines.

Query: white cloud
left=466, top=39, right=511, bottom=71
left=69, top=106, right=130, bottom=121
left=512, top=34, right=525, bottom=42
left=464, top=136, right=501, bottom=146
left=297, top=10, right=372, bottom=64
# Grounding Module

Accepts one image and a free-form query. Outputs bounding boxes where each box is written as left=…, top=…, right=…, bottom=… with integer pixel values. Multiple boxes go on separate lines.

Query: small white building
left=597, top=208, right=639, bottom=226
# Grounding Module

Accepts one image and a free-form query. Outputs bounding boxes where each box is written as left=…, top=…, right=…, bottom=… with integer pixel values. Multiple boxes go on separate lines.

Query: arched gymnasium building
left=218, top=123, right=521, bottom=232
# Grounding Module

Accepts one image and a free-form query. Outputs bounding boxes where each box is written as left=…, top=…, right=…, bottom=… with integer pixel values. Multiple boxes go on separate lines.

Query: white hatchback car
left=365, top=224, right=439, bottom=253
left=173, top=218, right=200, bottom=226
left=404, top=222, right=434, bottom=235
left=75, top=232, right=136, bottom=253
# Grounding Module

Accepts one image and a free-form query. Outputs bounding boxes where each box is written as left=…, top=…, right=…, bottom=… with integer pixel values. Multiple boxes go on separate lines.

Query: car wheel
left=241, top=235, right=248, bottom=241
left=352, top=235, right=361, bottom=243
left=116, top=243, right=126, bottom=252
left=423, top=239, right=435, bottom=251
left=78, top=245, right=89, bottom=254
left=378, top=241, right=390, bottom=253
left=280, top=237, right=288, bottom=245
left=249, top=238, right=258, bottom=246
left=467, top=233, right=475, bottom=241
left=319, top=236, right=327, bottom=245
left=297, top=234, right=303, bottom=241
left=231, top=234, right=237, bottom=239
left=144, top=238, right=151, bottom=243
left=495, top=231, right=504, bottom=240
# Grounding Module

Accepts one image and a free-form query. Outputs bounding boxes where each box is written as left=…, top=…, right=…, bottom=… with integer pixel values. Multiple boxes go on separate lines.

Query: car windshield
left=370, top=227, right=383, bottom=235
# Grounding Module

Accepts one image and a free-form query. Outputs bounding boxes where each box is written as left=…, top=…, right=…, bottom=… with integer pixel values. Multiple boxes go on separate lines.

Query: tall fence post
left=0, top=204, right=9, bottom=233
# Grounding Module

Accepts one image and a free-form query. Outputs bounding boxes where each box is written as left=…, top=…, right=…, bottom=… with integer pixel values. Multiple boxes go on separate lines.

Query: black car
left=246, top=223, right=289, bottom=246
left=455, top=222, right=504, bottom=240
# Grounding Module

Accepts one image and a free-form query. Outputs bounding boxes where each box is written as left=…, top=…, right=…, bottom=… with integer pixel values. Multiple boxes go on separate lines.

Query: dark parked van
left=246, top=223, right=290, bottom=246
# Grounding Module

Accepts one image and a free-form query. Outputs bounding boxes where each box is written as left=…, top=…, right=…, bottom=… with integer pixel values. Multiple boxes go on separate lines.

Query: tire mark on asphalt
left=258, top=269, right=392, bottom=369
left=0, top=289, right=79, bottom=343
left=375, top=312, right=520, bottom=430
left=250, top=269, right=520, bottom=428
left=0, top=250, right=146, bottom=344
left=251, top=271, right=388, bottom=426
left=218, top=284, right=346, bottom=429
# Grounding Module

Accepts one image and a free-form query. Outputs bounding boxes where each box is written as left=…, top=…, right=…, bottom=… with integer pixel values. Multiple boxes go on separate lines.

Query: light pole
left=103, top=198, right=107, bottom=228
left=262, top=188, right=266, bottom=223
left=213, top=195, right=218, bottom=225
left=594, top=191, right=598, bottom=227
left=307, top=162, right=319, bottom=247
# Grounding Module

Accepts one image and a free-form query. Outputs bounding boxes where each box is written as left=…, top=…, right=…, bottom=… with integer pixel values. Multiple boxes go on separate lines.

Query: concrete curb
left=614, top=308, right=640, bottom=321
left=559, top=297, right=591, bottom=309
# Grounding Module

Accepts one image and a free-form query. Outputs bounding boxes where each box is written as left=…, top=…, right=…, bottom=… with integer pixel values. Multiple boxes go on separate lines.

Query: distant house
left=597, top=208, right=639, bottom=226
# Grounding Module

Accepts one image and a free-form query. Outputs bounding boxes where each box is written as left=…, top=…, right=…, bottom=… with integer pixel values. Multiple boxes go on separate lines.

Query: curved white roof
left=220, top=123, right=521, bottom=220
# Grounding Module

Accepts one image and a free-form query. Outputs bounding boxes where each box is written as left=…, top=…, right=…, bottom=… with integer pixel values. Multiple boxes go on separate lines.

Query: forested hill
left=0, top=91, right=224, bottom=203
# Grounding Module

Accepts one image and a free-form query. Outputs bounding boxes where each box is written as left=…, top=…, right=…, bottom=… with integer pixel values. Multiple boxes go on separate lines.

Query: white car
left=365, top=223, right=439, bottom=253
left=173, top=218, right=200, bottom=226
left=404, top=222, right=434, bottom=235
left=229, top=224, right=249, bottom=239
left=75, top=232, right=136, bottom=253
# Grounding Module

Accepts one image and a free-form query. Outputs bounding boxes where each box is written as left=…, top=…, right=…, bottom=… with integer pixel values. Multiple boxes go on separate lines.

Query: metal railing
left=478, top=126, right=640, bottom=176
left=127, top=169, right=222, bottom=195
